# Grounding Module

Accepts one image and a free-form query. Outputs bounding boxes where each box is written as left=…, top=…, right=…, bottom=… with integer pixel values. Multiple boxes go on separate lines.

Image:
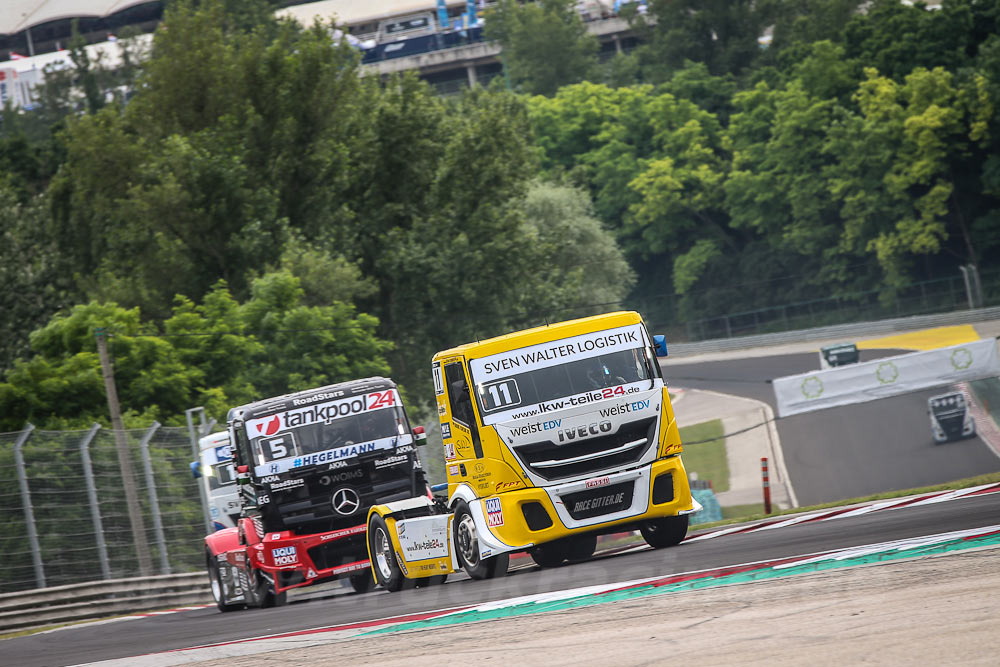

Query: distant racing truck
left=204, top=378, right=428, bottom=611
left=928, top=391, right=976, bottom=443
left=192, top=431, right=239, bottom=531
left=366, top=311, right=699, bottom=589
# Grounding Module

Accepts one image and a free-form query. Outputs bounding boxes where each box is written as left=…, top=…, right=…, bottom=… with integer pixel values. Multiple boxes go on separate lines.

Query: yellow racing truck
left=366, top=311, right=699, bottom=589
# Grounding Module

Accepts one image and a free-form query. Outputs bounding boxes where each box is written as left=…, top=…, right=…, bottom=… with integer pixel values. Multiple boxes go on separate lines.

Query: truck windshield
left=469, top=323, right=654, bottom=426
left=249, top=404, right=409, bottom=471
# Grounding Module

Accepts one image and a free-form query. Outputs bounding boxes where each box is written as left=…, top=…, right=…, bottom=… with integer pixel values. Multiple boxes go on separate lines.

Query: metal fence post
left=138, top=421, right=171, bottom=574
left=14, top=424, right=45, bottom=589
left=185, top=407, right=214, bottom=534
left=79, top=423, right=111, bottom=580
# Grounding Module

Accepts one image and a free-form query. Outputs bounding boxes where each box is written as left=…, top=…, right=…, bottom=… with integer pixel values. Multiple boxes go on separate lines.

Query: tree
left=0, top=274, right=393, bottom=431
left=485, top=0, right=599, bottom=95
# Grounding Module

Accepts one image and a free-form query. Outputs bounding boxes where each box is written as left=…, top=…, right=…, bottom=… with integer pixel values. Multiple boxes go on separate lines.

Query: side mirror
left=653, top=334, right=668, bottom=358
left=413, top=425, right=427, bottom=445
left=190, top=461, right=202, bottom=479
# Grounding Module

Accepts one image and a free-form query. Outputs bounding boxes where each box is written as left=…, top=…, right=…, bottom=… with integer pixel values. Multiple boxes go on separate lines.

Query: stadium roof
left=276, top=1, right=464, bottom=27
left=1, top=1, right=156, bottom=36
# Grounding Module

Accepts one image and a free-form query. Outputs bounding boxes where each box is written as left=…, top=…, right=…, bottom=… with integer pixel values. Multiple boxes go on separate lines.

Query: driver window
left=445, top=361, right=474, bottom=426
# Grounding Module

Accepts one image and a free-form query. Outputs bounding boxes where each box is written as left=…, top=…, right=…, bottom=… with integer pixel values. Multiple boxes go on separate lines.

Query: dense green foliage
left=1, top=0, right=998, bottom=430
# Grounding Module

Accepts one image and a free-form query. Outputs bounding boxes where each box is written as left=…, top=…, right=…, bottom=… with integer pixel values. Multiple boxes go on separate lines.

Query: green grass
left=721, top=503, right=765, bottom=519
left=678, top=419, right=729, bottom=493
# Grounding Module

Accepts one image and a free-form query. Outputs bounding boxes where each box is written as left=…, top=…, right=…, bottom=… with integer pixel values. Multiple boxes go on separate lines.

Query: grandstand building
left=0, top=1, right=637, bottom=109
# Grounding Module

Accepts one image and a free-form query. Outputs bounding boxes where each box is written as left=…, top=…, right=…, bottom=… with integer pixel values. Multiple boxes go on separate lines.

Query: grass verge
left=678, top=419, right=729, bottom=493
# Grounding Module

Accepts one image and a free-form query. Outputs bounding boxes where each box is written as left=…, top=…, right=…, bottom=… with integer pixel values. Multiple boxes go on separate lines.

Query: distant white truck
left=928, top=391, right=976, bottom=444
left=193, top=432, right=240, bottom=531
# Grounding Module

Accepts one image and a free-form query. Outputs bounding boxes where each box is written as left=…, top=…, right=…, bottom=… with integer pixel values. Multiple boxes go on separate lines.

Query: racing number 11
left=484, top=379, right=521, bottom=411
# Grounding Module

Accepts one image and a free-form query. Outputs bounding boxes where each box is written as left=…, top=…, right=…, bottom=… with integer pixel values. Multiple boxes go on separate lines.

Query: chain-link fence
left=0, top=423, right=207, bottom=594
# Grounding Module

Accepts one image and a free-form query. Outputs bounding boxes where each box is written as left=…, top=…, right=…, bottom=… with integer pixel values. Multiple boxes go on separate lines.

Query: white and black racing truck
left=204, top=378, right=428, bottom=611
left=928, top=391, right=976, bottom=444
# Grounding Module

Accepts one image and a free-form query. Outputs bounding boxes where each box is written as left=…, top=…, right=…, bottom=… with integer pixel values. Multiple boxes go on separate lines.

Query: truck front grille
left=513, top=417, right=657, bottom=481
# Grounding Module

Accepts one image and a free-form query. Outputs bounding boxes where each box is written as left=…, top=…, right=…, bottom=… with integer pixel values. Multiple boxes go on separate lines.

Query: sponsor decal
left=271, top=546, right=298, bottom=566
left=585, top=476, right=611, bottom=489
left=574, top=491, right=626, bottom=514
left=495, top=480, right=521, bottom=492
left=395, top=444, right=415, bottom=454
left=475, top=326, right=641, bottom=377
left=441, top=422, right=452, bottom=439
left=271, top=534, right=281, bottom=540
left=455, top=438, right=472, bottom=457
left=328, top=460, right=349, bottom=470
left=375, top=454, right=409, bottom=469
left=291, top=390, right=345, bottom=406
left=293, top=442, right=378, bottom=468
left=481, top=549, right=492, bottom=558
left=474, top=462, right=485, bottom=473
left=246, top=390, right=398, bottom=436
left=437, top=402, right=447, bottom=416
left=306, top=568, right=318, bottom=579
left=556, top=420, right=613, bottom=443
left=448, top=464, right=460, bottom=476
left=405, top=538, right=444, bottom=553
left=508, top=419, right=562, bottom=438
left=268, top=477, right=305, bottom=491
left=318, top=470, right=364, bottom=485
left=396, top=552, right=408, bottom=575
left=260, top=475, right=280, bottom=484
left=485, top=497, right=504, bottom=527
left=444, top=442, right=456, bottom=460
left=319, top=525, right=367, bottom=541
left=477, top=481, right=490, bottom=491
left=598, top=399, right=652, bottom=419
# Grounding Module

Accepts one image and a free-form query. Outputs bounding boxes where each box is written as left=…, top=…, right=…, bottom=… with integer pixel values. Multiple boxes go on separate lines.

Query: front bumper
left=475, top=456, right=694, bottom=552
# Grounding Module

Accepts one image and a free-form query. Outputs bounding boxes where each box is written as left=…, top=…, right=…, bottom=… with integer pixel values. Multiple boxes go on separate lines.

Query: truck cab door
left=440, top=359, right=483, bottom=460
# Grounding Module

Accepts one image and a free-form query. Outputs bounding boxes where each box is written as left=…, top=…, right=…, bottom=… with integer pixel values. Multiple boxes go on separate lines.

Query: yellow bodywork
left=366, top=505, right=457, bottom=580
left=431, top=311, right=694, bottom=551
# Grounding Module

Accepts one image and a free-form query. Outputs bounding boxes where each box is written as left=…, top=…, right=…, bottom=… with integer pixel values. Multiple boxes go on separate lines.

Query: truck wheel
left=565, top=533, right=598, bottom=563
left=453, top=499, right=509, bottom=580
left=349, top=572, right=375, bottom=594
left=368, top=514, right=411, bottom=592
left=640, top=515, right=689, bottom=549
left=206, top=551, right=243, bottom=612
left=529, top=540, right=568, bottom=568
left=247, top=567, right=287, bottom=608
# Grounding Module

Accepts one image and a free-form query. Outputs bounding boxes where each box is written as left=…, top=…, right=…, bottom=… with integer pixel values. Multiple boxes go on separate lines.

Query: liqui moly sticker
left=485, top=497, right=504, bottom=527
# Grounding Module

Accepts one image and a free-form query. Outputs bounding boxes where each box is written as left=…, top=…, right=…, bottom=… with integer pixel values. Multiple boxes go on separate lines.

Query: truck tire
left=565, top=533, right=598, bottom=563
left=246, top=567, right=287, bottom=608
left=206, top=551, right=243, bottom=612
left=640, top=515, right=689, bottom=548
left=529, top=540, right=568, bottom=568
left=453, top=499, right=509, bottom=580
left=368, top=514, right=412, bottom=592
left=349, top=572, right=375, bottom=594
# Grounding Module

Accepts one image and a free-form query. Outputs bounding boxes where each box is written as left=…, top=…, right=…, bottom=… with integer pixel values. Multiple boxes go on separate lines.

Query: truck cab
left=194, top=431, right=239, bottom=531
left=928, top=391, right=976, bottom=443
left=204, top=377, right=428, bottom=611
left=430, top=311, right=698, bottom=579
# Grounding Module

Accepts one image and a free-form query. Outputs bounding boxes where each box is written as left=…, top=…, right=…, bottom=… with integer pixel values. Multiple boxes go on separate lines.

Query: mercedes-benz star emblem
left=331, top=487, right=361, bottom=516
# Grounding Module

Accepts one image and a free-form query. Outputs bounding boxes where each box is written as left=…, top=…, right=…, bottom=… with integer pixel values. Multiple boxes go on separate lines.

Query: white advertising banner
left=773, top=338, right=1000, bottom=418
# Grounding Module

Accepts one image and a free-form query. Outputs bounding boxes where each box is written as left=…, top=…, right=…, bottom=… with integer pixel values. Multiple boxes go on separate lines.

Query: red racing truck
left=204, top=377, right=427, bottom=611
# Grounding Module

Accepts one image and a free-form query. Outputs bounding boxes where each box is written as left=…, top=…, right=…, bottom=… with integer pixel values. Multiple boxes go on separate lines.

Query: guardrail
left=0, top=572, right=211, bottom=634
left=668, top=306, right=1000, bottom=357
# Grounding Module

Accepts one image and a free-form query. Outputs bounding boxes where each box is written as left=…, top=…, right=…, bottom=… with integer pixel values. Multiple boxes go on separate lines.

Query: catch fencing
left=0, top=423, right=208, bottom=594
